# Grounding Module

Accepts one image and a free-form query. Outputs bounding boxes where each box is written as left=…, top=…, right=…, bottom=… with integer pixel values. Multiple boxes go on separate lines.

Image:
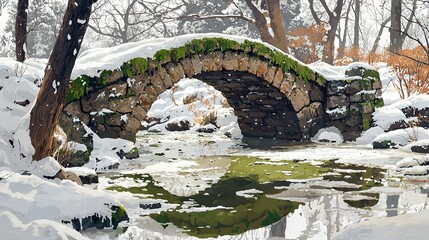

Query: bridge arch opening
left=142, top=71, right=303, bottom=140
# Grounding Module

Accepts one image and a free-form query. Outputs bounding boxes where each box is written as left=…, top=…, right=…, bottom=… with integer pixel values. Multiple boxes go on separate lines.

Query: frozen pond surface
left=86, top=132, right=429, bottom=240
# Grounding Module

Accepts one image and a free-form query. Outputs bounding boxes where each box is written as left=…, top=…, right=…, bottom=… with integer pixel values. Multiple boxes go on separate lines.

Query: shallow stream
left=90, top=133, right=429, bottom=239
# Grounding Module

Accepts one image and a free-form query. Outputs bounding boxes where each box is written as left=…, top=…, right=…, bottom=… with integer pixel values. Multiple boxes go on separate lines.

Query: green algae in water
left=227, top=156, right=330, bottom=183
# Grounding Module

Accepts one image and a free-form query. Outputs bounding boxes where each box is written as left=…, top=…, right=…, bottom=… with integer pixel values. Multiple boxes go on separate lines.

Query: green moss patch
left=372, top=98, right=384, bottom=109
left=111, top=205, right=129, bottom=229
left=66, top=75, right=91, bottom=103
left=226, top=156, right=330, bottom=183
left=362, top=113, right=372, bottom=130
left=68, top=37, right=329, bottom=103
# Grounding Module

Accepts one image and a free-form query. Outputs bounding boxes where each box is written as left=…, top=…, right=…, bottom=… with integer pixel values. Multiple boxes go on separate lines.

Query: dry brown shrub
left=335, top=47, right=364, bottom=66
left=386, top=46, right=429, bottom=98
left=288, top=24, right=325, bottom=64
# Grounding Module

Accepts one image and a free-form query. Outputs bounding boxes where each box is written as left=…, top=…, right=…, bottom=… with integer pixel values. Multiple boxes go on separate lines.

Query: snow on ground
left=333, top=210, right=429, bottom=240
left=240, top=145, right=417, bottom=169
left=312, top=126, right=344, bottom=143
left=144, top=78, right=242, bottom=139
left=0, top=211, right=89, bottom=240
left=1, top=34, right=429, bottom=239
left=0, top=58, right=131, bottom=239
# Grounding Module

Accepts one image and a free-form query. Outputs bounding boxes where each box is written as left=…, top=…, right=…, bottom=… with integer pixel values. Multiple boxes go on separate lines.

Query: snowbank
left=311, top=127, right=344, bottom=143
left=333, top=210, right=429, bottom=240
left=0, top=171, right=119, bottom=223
left=0, top=211, right=89, bottom=240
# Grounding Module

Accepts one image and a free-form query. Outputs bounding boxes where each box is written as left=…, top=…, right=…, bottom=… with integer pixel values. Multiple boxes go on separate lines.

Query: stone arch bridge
left=60, top=37, right=383, bottom=147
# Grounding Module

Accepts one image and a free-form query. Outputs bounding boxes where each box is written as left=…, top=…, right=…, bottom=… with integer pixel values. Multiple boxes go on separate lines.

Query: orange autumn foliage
left=335, top=47, right=365, bottom=65
left=287, top=24, right=428, bottom=98
left=386, top=46, right=429, bottom=98
left=288, top=24, right=325, bottom=64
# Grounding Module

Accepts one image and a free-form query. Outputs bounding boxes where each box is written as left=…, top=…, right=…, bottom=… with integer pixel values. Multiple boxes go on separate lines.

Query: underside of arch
left=196, top=71, right=302, bottom=140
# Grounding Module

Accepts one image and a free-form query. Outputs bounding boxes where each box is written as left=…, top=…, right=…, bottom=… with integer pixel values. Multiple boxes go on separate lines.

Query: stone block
left=166, top=63, right=185, bottom=83
left=144, top=85, right=158, bottom=101
left=327, top=81, right=346, bottom=95
left=64, top=101, right=82, bottom=116
left=81, top=88, right=110, bottom=113
left=105, top=113, right=122, bottom=126
left=346, top=114, right=362, bottom=127
left=361, top=102, right=373, bottom=114
left=264, top=66, right=277, bottom=83
left=309, top=102, right=323, bottom=118
left=98, top=126, right=121, bottom=138
left=273, top=69, right=284, bottom=88
left=346, top=80, right=362, bottom=95
left=327, top=95, right=348, bottom=109
left=237, top=53, right=249, bottom=71
left=124, top=116, right=141, bottom=132
left=361, top=93, right=376, bottom=101
left=289, top=88, right=310, bottom=112
left=139, top=94, right=152, bottom=111
left=222, top=51, right=238, bottom=71
left=131, top=75, right=148, bottom=95
left=350, top=94, right=362, bottom=103
left=59, top=113, right=87, bottom=144
left=248, top=57, right=267, bottom=77
left=119, top=130, right=136, bottom=142
left=190, top=55, right=202, bottom=75
left=132, top=105, right=147, bottom=121
left=103, top=69, right=123, bottom=85
left=309, top=84, right=324, bottom=102
left=180, top=58, right=195, bottom=77
left=372, top=78, right=382, bottom=89
left=201, top=52, right=223, bottom=72
left=108, top=83, right=128, bottom=97
left=149, top=72, right=166, bottom=94
left=109, top=96, right=137, bottom=113
left=156, top=68, right=173, bottom=89
left=297, top=106, right=312, bottom=127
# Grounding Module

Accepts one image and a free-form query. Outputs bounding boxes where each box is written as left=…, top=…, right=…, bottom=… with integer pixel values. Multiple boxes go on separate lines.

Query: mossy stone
left=111, top=205, right=129, bottom=229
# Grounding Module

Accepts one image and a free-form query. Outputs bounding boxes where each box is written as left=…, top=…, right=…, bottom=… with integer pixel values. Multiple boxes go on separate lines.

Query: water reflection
left=101, top=133, right=429, bottom=240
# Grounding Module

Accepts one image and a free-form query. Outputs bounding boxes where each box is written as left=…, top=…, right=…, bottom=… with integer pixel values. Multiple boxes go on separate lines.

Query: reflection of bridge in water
left=61, top=36, right=383, bottom=145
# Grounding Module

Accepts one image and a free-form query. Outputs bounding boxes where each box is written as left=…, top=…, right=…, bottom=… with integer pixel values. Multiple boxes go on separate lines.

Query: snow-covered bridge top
left=72, top=33, right=374, bottom=82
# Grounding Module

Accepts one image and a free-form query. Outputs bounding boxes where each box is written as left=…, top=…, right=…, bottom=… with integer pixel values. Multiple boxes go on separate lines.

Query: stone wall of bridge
left=59, top=37, right=383, bottom=159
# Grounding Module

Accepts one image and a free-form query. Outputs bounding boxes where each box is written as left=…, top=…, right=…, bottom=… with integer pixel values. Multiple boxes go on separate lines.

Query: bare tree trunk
left=353, top=0, right=360, bottom=61
left=370, top=17, right=390, bottom=54
left=15, top=0, right=28, bottom=62
left=30, top=0, right=96, bottom=160
left=266, top=0, right=289, bottom=53
left=390, top=0, right=402, bottom=52
left=244, top=0, right=289, bottom=53
left=337, top=0, right=352, bottom=59
left=309, top=0, right=344, bottom=64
